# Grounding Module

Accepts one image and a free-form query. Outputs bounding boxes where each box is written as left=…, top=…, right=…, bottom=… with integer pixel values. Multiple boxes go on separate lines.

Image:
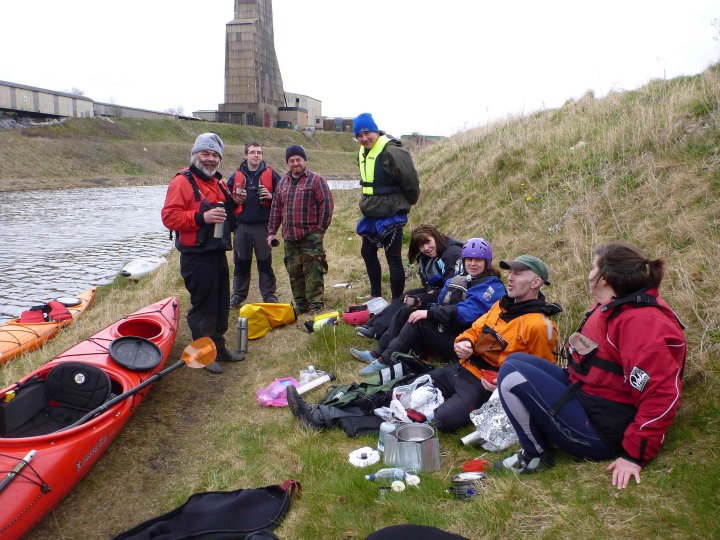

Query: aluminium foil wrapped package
left=468, top=389, right=518, bottom=452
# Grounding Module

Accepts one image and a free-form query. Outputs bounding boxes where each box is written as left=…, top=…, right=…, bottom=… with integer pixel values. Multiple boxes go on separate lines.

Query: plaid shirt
left=268, top=168, right=334, bottom=241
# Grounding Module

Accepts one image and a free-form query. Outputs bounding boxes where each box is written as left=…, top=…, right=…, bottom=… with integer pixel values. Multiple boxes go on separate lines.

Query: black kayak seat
left=45, top=362, right=112, bottom=411
left=0, top=363, right=113, bottom=438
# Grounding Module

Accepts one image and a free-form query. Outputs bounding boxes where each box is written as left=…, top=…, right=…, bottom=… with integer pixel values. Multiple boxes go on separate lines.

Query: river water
left=0, top=180, right=357, bottom=322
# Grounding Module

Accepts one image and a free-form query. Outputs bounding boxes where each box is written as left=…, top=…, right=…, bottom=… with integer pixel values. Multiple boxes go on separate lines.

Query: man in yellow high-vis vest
left=353, top=112, right=420, bottom=301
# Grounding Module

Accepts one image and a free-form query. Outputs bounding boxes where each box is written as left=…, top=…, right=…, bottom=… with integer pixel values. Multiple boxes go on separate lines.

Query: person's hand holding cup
left=259, top=186, right=272, bottom=202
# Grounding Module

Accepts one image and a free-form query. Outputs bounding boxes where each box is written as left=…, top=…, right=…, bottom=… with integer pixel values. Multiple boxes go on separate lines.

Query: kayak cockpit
left=0, top=362, right=123, bottom=438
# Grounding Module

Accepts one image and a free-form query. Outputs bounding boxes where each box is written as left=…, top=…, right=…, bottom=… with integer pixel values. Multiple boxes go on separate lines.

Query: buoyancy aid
left=551, top=289, right=686, bottom=461
left=230, top=167, right=274, bottom=208
left=555, top=290, right=685, bottom=412
left=19, top=301, right=71, bottom=323
left=166, top=168, right=235, bottom=252
left=359, top=135, right=404, bottom=196
left=440, top=274, right=490, bottom=305
left=419, top=256, right=446, bottom=287
left=457, top=295, right=560, bottom=379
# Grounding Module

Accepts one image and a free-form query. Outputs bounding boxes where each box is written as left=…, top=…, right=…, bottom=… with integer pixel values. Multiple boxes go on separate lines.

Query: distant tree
left=69, top=87, right=85, bottom=96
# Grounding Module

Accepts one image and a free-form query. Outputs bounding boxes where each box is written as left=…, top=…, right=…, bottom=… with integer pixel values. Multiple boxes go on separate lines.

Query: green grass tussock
left=1, top=65, right=719, bottom=539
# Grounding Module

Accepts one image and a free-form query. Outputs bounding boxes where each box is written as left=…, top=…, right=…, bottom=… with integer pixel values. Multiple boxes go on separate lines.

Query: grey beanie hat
left=192, top=132, right=224, bottom=159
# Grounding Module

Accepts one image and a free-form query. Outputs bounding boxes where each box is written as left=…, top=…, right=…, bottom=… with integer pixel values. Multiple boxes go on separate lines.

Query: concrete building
left=283, top=92, right=322, bottom=130
left=218, top=0, right=285, bottom=126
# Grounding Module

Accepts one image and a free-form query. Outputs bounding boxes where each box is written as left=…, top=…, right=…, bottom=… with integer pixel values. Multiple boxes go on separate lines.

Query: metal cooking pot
left=383, top=423, right=440, bottom=472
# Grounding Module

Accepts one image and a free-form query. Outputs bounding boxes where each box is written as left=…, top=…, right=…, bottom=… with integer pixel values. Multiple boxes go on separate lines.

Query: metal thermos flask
left=236, top=317, right=248, bottom=358
left=213, top=202, right=225, bottom=239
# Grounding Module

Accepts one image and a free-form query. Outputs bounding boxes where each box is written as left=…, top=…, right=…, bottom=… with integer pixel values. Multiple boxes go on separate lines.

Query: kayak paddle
left=59, top=337, right=216, bottom=432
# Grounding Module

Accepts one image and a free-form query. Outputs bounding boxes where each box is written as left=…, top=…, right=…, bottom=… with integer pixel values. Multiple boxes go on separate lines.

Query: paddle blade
left=181, top=337, right=216, bottom=368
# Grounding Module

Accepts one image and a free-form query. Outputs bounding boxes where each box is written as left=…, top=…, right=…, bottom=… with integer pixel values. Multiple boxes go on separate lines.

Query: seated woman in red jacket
left=495, top=242, right=686, bottom=488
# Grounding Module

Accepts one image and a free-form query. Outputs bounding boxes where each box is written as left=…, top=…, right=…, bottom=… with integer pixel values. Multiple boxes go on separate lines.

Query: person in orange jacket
left=161, top=133, right=244, bottom=374
left=428, top=255, right=561, bottom=432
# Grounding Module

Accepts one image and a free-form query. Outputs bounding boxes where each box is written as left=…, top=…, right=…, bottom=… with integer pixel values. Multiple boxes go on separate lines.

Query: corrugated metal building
left=0, top=80, right=94, bottom=118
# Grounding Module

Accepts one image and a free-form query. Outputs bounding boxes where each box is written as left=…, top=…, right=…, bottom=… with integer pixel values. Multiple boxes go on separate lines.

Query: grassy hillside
left=0, top=117, right=359, bottom=191
left=1, top=65, right=719, bottom=539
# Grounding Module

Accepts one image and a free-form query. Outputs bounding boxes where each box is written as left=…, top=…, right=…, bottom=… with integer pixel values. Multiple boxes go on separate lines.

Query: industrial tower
left=218, top=0, right=285, bottom=126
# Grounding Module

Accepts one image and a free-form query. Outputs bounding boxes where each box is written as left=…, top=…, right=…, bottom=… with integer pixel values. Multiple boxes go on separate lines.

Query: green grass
left=2, top=65, right=720, bottom=539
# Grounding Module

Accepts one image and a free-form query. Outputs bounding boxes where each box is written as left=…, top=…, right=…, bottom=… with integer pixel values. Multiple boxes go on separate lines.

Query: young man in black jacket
left=227, top=142, right=281, bottom=308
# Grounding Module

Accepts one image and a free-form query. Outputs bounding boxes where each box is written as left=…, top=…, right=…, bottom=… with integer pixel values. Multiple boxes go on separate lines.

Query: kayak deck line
left=0, top=296, right=180, bottom=537
left=0, top=450, right=50, bottom=537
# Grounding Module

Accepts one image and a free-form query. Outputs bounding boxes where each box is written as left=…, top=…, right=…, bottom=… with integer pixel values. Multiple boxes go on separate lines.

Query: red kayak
left=0, top=297, right=180, bottom=539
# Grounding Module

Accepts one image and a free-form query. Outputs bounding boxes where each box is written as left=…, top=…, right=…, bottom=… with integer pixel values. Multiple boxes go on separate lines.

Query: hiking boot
left=294, top=303, right=309, bottom=314
left=356, top=326, right=377, bottom=340
left=495, top=449, right=554, bottom=474
left=204, top=361, right=224, bottom=374
left=307, top=303, right=324, bottom=314
left=350, top=348, right=376, bottom=364
left=359, top=359, right=386, bottom=377
left=217, top=347, right=245, bottom=362
left=229, top=295, right=242, bottom=309
left=286, top=386, right=324, bottom=431
left=263, top=295, right=279, bottom=303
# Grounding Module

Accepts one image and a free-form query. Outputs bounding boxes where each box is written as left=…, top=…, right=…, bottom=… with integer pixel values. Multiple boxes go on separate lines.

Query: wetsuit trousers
left=232, top=222, right=277, bottom=301
left=361, top=227, right=405, bottom=300
left=429, top=363, right=491, bottom=432
left=378, top=319, right=456, bottom=364
left=364, top=287, right=440, bottom=338
left=497, top=354, right=614, bottom=460
left=373, top=304, right=414, bottom=353
left=180, top=250, right=230, bottom=350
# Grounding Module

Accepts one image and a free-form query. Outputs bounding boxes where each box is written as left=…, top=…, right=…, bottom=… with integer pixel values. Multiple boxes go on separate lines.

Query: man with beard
left=161, top=133, right=244, bottom=374
left=267, top=145, right=333, bottom=313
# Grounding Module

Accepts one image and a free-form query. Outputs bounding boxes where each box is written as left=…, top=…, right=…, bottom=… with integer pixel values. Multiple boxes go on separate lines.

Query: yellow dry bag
left=239, top=303, right=297, bottom=339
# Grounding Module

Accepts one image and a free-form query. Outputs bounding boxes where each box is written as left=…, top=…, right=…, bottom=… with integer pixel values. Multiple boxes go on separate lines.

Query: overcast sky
left=1, top=1, right=717, bottom=136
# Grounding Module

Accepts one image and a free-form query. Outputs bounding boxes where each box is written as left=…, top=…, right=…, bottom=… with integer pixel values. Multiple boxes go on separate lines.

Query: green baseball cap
left=499, top=254, right=550, bottom=285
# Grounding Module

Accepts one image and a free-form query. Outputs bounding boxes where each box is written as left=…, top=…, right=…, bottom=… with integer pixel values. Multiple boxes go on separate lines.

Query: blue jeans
left=497, top=353, right=614, bottom=460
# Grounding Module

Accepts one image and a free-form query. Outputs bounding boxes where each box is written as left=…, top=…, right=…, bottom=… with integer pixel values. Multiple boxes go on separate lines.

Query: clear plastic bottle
left=377, top=421, right=396, bottom=453
left=298, top=365, right=319, bottom=385
left=365, top=468, right=407, bottom=482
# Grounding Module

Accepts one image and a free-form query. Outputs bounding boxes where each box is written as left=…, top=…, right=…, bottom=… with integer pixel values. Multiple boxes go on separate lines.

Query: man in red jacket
left=161, top=133, right=244, bottom=373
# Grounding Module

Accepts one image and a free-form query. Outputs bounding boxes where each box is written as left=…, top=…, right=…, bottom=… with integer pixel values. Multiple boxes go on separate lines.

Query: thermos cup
left=213, top=202, right=225, bottom=239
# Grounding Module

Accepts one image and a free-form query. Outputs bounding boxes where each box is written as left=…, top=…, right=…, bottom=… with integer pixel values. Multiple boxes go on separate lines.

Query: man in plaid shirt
left=268, top=145, right=334, bottom=313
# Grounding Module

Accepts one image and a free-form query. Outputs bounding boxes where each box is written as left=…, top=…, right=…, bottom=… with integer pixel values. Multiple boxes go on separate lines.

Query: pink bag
left=256, top=377, right=298, bottom=407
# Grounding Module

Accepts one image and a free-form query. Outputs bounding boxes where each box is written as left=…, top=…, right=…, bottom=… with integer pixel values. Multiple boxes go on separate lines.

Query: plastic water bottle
left=377, top=421, right=396, bottom=453
left=298, top=365, right=319, bottom=385
left=312, top=317, right=336, bottom=332
left=296, top=372, right=336, bottom=395
left=365, top=468, right=407, bottom=482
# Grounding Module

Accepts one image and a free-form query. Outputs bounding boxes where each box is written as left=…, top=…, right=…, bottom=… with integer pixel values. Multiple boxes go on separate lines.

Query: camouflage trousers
left=283, top=233, right=328, bottom=311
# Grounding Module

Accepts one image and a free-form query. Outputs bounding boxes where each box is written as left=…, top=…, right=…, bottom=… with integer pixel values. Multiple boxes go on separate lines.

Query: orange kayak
left=0, top=288, right=96, bottom=365
left=0, top=296, right=180, bottom=539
